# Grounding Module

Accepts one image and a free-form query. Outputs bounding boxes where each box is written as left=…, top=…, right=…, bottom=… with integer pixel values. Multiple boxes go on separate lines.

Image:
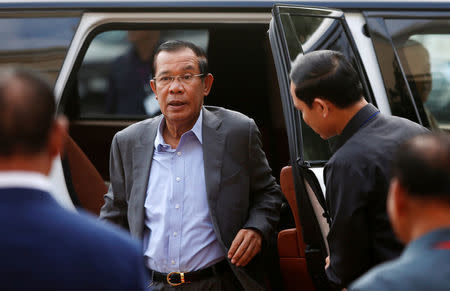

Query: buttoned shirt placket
left=169, top=143, right=185, bottom=271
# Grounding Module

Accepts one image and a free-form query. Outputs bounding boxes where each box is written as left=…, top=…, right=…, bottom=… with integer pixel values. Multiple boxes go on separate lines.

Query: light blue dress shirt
left=143, top=110, right=225, bottom=273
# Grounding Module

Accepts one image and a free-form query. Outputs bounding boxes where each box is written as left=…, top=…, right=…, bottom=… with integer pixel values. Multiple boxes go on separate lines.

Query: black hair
left=152, top=40, right=208, bottom=76
left=392, top=133, right=450, bottom=202
left=289, top=50, right=363, bottom=108
left=0, top=68, right=55, bottom=156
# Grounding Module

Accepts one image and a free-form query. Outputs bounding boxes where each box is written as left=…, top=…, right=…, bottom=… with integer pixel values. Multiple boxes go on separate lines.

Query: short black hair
left=392, top=133, right=450, bottom=202
left=0, top=68, right=55, bottom=156
left=152, top=40, right=208, bottom=76
left=290, top=50, right=363, bottom=108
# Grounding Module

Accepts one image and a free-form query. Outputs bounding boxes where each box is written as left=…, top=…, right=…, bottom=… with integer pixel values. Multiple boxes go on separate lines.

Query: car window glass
left=77, top=29, right=208, bottom=119
left=386, top=19, right=450, bottom=132
left=0, top=17, right=80, bottom=86
left=278, top=13, right=362, bottom=162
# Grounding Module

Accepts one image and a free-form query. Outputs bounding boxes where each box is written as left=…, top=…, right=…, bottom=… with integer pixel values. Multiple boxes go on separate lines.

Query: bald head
left=392, top=133, right=450, bottom=202
left=0, top=68, right=55, bottom=156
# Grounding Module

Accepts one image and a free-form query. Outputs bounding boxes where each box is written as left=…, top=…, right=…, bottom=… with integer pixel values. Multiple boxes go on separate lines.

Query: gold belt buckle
left=167, top=271, right=185, bottom=286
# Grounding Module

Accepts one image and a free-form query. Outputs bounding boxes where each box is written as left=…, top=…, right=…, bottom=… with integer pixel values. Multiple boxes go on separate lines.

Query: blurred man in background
left=106, top=30, right=161, bottom=116
left=0, top=67, right=148, bottom=290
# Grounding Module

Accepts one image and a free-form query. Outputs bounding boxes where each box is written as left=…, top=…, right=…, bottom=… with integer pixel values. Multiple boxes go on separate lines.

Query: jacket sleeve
left=242, top=119, right=283, bottom=243
left=99, top=134, right=129, bottom=230
left=325, top=161, right=371, bottom=289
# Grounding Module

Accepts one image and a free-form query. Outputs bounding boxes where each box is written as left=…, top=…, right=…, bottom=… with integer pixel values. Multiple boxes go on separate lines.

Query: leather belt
left=150, top=260, right=229, bottom=286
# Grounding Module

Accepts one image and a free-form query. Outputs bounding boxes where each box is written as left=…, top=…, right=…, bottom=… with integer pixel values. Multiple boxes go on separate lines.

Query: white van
left=1, top=1, right=448, bottom=289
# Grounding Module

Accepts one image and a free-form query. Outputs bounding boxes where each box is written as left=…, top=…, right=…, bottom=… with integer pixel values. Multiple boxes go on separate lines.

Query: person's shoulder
left=348, top=251, right=450, bottom=291
left=0, top=195, right=146, bottom=289
left=204, top=105, right=252, bottom=122
left=204, top=106, right=255, bottom=133
left=331, top=114, right=428, bottom=167
left=348, top=260, right=403, bottom=291
left=379, top=113, right=429, bottom=135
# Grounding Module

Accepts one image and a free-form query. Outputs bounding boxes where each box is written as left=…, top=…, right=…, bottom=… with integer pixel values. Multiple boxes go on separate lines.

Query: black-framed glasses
left=152, top=73, right=204, bottom=87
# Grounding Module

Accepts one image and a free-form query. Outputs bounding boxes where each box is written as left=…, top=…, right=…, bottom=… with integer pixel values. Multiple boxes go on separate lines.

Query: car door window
left=273, top=6, right=371, bottom=163
left=0, top=15, right=80, bottom=86
left=386, top=19, right=450, bottom=132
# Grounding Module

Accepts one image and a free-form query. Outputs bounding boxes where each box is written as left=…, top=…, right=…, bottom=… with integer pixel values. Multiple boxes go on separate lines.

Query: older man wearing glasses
left=100, top=40, right=282, bottom=290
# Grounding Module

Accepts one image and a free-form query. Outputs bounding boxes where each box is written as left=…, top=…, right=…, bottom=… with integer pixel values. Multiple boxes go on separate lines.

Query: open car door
left=268, top=4, right=374, bottom=291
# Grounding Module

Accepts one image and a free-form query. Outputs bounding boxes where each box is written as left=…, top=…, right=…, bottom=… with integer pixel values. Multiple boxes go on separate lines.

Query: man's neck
left=0, top=154, right=50, bottom=175
left=408, top=203, right=450, bottom=243
left=163, top=117, right=198, bottom=149
left=334, top=98, right=368, bottom=135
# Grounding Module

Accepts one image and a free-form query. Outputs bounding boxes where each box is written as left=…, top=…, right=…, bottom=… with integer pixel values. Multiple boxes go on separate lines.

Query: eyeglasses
left=152, top=73, right=204, bottom=87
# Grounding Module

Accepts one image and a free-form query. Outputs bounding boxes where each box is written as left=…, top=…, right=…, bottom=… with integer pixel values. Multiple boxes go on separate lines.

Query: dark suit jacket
left=324, top=104, right=429, bottom=288
left=100, top=106, right=282, bottom=290
left=0, top=187, right=147, bottom=290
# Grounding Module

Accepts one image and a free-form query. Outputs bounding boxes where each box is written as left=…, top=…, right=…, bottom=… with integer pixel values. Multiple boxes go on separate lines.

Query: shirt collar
left=0, top=171, right=51, bottom=193
left=332, top=103, right=380, bottom=153
left=404, top=227, right=450, bottom=254
left=154, top=108, right=203, bottom=151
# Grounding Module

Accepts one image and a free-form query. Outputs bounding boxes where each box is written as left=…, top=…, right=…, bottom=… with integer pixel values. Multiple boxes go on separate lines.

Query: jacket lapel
left=129, top=117, right=161, bottom=239
left=202, top=108, right=225, bottom=216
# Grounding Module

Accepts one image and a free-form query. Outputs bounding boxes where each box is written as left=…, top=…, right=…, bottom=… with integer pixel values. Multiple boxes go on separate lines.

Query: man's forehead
left=155, top=49, right=200, bottom=74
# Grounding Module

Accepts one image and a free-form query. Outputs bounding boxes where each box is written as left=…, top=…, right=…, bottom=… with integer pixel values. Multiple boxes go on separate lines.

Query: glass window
left=77, top=29, right=209, bottom=119
left=0, top=16, right=80, bottom=86
left=279, top=12, right=364, bottom=162
left=386, top=19, right=450, bottom=131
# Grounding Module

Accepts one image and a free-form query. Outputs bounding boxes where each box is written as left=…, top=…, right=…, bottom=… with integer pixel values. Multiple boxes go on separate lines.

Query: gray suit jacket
left=100, top=106, right=282, bottom=290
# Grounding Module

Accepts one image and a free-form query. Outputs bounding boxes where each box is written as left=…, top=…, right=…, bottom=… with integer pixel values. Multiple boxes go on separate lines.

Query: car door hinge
left=297, top=158, right=327, bottom=169
left=296, top=158, right=311, bottom=169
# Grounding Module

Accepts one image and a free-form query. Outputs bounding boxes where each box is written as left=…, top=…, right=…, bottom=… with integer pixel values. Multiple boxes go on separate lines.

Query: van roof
left=0, top=0, right=449, bottom=11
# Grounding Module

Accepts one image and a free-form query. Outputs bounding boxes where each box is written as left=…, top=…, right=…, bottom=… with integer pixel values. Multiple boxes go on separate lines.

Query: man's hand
left=325, top=256, right=330, bottom=269
left=227, top=229, right=262, bottom=267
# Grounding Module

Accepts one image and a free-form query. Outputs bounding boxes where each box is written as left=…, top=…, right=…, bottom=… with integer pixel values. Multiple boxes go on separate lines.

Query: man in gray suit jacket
left=100, top=40, right=282, bottom=290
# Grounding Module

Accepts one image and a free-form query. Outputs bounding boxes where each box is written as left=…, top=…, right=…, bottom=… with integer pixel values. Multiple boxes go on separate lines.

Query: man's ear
left=387, top=178, right=411, bottom=243
left=47, top=116, right=68, bottom=160
left=150, top=79, right=158, bottom=99
left=202, top=73, right=214, bottom=96
left=313, top=97, right=329, bottom=118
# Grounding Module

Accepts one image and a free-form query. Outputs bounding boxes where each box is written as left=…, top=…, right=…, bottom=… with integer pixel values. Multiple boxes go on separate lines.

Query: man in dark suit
left=350, top=133, right=450, bottom=290
left=289, top=50, right=428, bottom=289
left=0, top=68, right=148, bottom=290
left=100, top=40, right=282, bottom=290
